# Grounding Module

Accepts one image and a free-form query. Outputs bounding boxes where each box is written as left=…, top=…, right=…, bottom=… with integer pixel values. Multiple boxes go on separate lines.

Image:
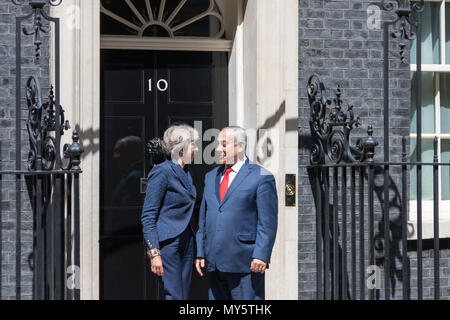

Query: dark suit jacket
left=141, top=159, right=196, bottom=250
left=195, top=158, right=278, bottom=273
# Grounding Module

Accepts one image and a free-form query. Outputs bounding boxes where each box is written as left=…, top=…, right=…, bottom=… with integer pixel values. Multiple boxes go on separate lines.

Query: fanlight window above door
left=100, top=0, right=225, bottom=38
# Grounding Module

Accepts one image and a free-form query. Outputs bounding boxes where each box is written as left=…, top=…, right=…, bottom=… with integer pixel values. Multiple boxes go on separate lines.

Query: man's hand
left=250, top=258, right=267, bottom=274
left=150, top=255, right=164, bottom=277
left=195, top=258, right=206, bottom=277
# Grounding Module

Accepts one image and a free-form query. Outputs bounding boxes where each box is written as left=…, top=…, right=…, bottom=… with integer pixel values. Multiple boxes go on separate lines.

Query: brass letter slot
left=285, top=174, right=296, bottom=207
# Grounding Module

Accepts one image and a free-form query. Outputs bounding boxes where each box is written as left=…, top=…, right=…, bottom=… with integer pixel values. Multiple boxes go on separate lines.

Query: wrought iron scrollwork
left=26, top=76, right=71, bottom=171
left=11, top=0, right=63, bottom=7
left=382, top=0, right=425, bottom=64
left=63, top=131, right=84, bottom=172
left=308, top=74, right=377, bottom=165
left=25, top=76, right=43, bottom=170
left=11, top=0, right=64, bottom=61
left=147, top=138, right=166, bottom=166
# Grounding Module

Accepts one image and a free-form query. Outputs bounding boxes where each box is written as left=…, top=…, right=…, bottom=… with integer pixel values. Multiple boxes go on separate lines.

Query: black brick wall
left=298, top=0, right=450, bottom=300
left=0, top=0, right=50, bottom=300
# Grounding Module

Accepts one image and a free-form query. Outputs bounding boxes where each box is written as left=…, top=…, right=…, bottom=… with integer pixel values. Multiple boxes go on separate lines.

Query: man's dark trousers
left=208, top=270, right=265, bottom=300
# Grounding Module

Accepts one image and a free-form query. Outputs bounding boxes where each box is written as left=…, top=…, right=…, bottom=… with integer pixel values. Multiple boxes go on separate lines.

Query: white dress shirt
left=220, top=156, right=248, bottom=187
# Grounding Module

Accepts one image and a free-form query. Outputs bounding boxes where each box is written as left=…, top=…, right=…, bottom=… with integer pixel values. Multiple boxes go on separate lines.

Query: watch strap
left=148, top=248, right=160, bottom=258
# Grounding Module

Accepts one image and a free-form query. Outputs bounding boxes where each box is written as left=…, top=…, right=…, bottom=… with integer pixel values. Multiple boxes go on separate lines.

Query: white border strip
left=411, top=64, right=450, bottom=72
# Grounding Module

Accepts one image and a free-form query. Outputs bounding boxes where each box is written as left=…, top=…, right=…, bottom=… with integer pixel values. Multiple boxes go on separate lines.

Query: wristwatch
left=147, top=248, right=161, bottom=259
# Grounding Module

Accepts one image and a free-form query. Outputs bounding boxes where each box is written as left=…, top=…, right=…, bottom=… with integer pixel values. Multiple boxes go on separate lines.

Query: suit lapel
left=169, top=160, right=195, bottom=197
left=219, top=158, right=252, bottom=208
left=186, top=168, right=196, bottom=199
left=215, top=165, right=224, bottom=204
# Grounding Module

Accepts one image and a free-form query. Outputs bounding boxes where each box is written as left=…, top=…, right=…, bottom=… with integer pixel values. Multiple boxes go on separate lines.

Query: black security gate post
left=314, top=166, right=323, bottom=300
left=383, top=19, right=391, bottom=300
left=401, top=137, right=409, bottom=299
left=381, top=0, right=426, bottom=300
left=364, top=127, right=377, bottom=300
left=433, top=137, right=439, bottom=299
left=358, top=165, right=365, bottom=300
left=416, top=20, right=424, bottom=302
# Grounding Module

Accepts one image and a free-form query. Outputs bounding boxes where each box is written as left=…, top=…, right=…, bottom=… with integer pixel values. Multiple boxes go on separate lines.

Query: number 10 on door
left=149, top=79, right=168, bottom=92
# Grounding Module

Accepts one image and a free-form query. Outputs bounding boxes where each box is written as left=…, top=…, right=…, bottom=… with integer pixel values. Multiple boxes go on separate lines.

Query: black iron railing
left=306, top=0, right=446, bottom=300
left=307, top=75, right=445, bottom=300
left=0, top=168, right=81, bottom=300
left=0, top=0, right=84, bottom=300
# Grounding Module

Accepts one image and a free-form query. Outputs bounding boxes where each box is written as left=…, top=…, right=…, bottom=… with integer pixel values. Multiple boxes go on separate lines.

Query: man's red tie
left=220, top=167, right=233, bottom=201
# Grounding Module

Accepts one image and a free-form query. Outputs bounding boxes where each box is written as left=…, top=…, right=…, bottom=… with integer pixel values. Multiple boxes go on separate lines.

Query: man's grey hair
left=162, top=124, right=199, bottom=159
left=222, top=126, right=247, bottom=148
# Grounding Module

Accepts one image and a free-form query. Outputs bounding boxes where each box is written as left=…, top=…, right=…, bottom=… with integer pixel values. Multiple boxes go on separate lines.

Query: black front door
left=100, top=49, right=228, bottom=300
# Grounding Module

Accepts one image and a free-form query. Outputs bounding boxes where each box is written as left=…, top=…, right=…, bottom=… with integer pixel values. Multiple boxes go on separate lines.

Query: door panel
left=103, top=68, right=145, bottom=104
left=167, top=65, right=213, bottom=103
left=100, top=49, right=228, bottom=300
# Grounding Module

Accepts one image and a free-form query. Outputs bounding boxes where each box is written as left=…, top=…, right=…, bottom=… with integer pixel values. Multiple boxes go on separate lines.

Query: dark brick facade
left=0, top=0, right=50, bottom=299
left=298, top=0, right=450, bottom=300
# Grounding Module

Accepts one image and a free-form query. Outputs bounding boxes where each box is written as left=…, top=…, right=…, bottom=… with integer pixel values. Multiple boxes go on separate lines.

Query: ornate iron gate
left=309, top=0, right=446, bottom=300
left=0, top=0, right=83, bottom=300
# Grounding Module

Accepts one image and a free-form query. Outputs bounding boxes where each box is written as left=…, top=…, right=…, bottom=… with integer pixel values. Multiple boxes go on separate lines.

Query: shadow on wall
left=253, top=101, right=286, bottom=167
left=252, top=100, right=298, bottom=169
left=74, top=124, right=100, bottom=161
left=371, top=166, right=408, bottom=299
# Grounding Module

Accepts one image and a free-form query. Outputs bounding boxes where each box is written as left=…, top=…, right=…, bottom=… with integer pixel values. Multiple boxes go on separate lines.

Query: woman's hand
left=150, top=255, right=164, bottom=277
left=195, top=258, right=206, bottom=277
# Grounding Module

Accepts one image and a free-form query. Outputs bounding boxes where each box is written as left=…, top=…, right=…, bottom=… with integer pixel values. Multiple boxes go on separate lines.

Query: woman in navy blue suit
left=141, top=124, right=199, bottom=300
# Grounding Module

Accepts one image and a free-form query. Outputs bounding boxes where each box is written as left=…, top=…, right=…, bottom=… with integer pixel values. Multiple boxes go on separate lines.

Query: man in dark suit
left=195, top=126, right=278, bottom=300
